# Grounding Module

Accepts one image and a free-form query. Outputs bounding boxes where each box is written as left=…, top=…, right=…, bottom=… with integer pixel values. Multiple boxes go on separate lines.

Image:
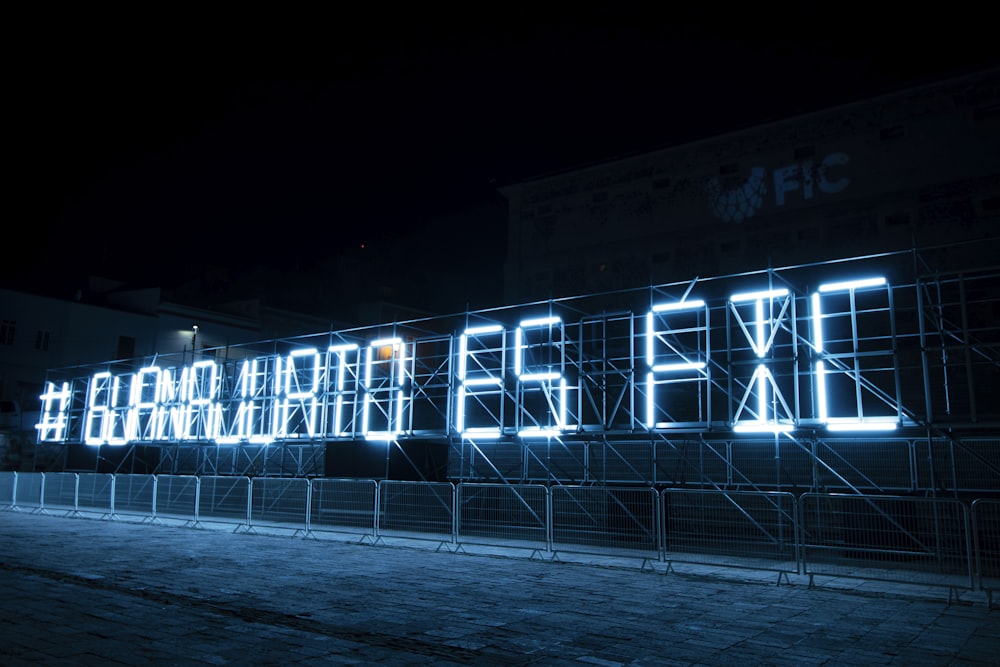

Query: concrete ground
left=0, top=511, right=996, bottom=665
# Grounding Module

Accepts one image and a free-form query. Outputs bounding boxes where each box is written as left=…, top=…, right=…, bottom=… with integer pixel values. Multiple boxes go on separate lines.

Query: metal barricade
left=154, top=475, right=199, bottom=524
left=799, top=493, right=974, bottom=594
left=198, top=476, right=250, bottom=529
left=457, top=483, right=548, bottom=551
left=377, top=481, right=455, bottom=545
left=661, top=489, right=798, bottom=577
left=0, top=471, right=15, bottom=509
left=248, top=477, right=308, bottom=533
left=550, top=486, right=659, bottom=560
left=77, top=473, right=114, bottom=517
left=113, top=474, right=156, bottom=520
left=41, top=472, right=78, bottom=515
left=309, top=478, right=377, bottom=540
left=13, top=472, right=42, bottom=512
left=972, top=499, right=1000, bottom=605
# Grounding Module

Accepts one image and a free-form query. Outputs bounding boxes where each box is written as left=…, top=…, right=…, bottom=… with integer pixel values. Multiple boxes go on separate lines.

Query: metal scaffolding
left=37, top=239, right=1000, bottom=496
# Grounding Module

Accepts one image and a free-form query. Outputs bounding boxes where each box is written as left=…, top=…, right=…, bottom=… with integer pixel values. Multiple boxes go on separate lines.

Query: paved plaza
left=0, top=510, right=997, bottom=665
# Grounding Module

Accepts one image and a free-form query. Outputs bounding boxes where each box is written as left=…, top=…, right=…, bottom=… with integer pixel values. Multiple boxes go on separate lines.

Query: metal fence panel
left=13, top=472, right=42, bottom=511
left=462, top=440, right=524, bottom=482
left=154, top=475, right=199, bottom=521
left=378, top=481, right=454, bottom=541
left=662, top=489, right=798, bottom=573
left=199, top=476, right=250, bottom=526
left=0, top=471, right=14, bottom=509
left=249, top=478, right=308, bottom=530
left=972, top=499, right=1000, bottom=597
left=457, top=483, right=547, bottom=549
left=551, top=486, right=658, bottom=558
left=526, top=441, right=586, bottom=483
left=817, top=439, right=914, bottom=492
left=309, top=479, right=376, bottom=537
left=114, top=474, right=155, bottom=518
left=799, top=493, right=973, bottom=591
left=653, top=439, right=706, bottom=486
left=599, top=441, right=653, bottom=484
left=77, top=474, right=114, bottom=514
left=41, top=473, right=78, bottom=512
left=923, top=439, right=1000, bottom=494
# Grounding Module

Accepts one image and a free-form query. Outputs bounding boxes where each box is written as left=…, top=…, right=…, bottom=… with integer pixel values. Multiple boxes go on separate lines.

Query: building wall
left=0, top=288, right=266, bottom=426
left=502, top=69, right=1000, bottom=303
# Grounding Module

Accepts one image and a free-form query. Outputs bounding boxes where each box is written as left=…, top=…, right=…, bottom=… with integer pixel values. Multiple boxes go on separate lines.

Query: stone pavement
left=0, top=511, right=996, bottom=666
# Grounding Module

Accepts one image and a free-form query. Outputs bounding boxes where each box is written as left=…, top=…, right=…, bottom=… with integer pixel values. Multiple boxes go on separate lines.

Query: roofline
left=499, top=65, right=1000, bottom=193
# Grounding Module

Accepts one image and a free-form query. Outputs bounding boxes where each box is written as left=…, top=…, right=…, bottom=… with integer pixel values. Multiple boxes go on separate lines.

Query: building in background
left=0, top=278, right=335, bottom=463
left=501, top=68, right=999, bottom=304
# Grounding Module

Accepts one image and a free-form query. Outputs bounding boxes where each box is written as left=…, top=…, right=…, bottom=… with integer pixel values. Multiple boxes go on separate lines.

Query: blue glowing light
left=811, top=276, right=891, bottom=429
left=363, top=337, right=406, bottom=441
left=456, top=325, right=504, bottom=438
left=36, top=381, right=71, bottom=441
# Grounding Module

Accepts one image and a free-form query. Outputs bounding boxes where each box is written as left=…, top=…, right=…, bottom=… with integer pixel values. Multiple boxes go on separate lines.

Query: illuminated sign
left=707, top=152, right=850, bottom=223
left=38, top=273, right=901, bottom=445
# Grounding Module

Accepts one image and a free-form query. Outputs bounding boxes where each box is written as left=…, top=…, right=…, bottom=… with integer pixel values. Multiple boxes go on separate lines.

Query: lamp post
left=192, top=325, right=199, bottom=356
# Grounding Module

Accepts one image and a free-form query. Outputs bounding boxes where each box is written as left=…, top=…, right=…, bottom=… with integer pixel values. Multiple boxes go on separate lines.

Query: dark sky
left=9, top=10, right=999, bottom=297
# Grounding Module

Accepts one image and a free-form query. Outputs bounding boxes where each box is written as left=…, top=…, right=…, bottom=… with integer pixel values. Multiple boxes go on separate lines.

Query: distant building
left=501, top=68, right=1000, bottom=303
left=0, top=278, right=334, bottom=434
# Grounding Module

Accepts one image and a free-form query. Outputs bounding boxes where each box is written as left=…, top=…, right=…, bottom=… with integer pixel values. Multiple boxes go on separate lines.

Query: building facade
left=501, top=68, right=1000, bottom=303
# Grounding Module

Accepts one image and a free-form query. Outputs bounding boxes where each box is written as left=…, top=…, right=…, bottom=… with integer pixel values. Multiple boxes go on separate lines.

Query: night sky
left=9, top=10, right=999, bottom=302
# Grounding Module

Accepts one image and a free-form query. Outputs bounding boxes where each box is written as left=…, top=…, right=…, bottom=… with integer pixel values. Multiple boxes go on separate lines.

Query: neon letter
left=456, top=325, right=504, bottom=438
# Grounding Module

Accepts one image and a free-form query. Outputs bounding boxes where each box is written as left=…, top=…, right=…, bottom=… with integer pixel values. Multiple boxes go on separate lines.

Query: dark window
left=974, top=102, right=999, bottom=121
left=980, top=196, right=1000, bottom=215
left=34, top=330, right=50, bottom=351
left=797, top=227, right=823, bottom=242
left=651, top=251, right=670, bottom=264
left=0, top=320, right=14, bottom=345
left=117, top=335, right=135, bottom=360
left=879, top=125, right=905, bottom=141
left=883, top=211, right=912, bottom=228
left=794, top=145, right=816, bottom=159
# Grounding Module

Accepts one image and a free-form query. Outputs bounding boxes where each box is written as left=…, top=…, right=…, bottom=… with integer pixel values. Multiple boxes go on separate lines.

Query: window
left=34, top=330, right=50, bottom=351
left=794, top=145, right=816, bottom=159
left=882, top=210, right=912, bottom=228
left=0, top=320, right=14, bottom=345
left=879, top=125, right=905, bottom=141
left=117, top=335, right=135, bottom=360
left=980, top=196, right=1000, bottom=217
